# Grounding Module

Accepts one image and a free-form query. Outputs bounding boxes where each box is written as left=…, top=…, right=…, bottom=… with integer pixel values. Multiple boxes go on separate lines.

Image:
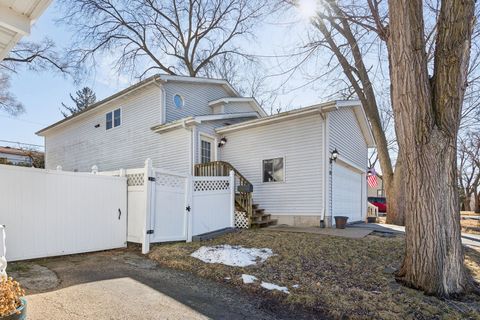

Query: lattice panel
left=155, top=173, right=185, bottom=190
left=194, top=180, right=230, bottom=192
left=235, top=211, right=249, bottom=229
left=127, top=173, right=144, bottom=186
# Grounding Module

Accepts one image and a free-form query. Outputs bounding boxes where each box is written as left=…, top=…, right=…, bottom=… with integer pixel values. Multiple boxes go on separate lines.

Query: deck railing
left=194, top=161, right=253, bottom=221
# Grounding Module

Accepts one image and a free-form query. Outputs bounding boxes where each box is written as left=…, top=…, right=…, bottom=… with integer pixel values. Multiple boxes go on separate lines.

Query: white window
left=106, top=108, right=121, bottom=130
left=200, top=139, right=212, bottom=164
left=263, top=158, right=284, bottom=182
left=173, top=94, right=184, bottom=109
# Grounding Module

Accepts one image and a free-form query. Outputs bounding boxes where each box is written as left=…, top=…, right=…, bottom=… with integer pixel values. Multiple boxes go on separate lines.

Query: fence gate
left=150, top=169, right=189, bottom=242
left=191, top=176, right=235, bottom=236
left=126, top=159, right=235, bottom=254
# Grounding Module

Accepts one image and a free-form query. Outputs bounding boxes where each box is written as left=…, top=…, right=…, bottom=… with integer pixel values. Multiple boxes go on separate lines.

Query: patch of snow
left=241, top=274, right=258, bottom=284
left=292, top=284, right=300, bottom=289
left=224, top=277, right=231, bottom=280
left=261, top=282, right=290, bottom=294
left=190, top=245, right=274, bottom=267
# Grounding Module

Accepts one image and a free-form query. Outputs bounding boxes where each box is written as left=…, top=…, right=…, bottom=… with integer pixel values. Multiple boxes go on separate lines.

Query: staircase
left=194, top=161, right=276, bottom=228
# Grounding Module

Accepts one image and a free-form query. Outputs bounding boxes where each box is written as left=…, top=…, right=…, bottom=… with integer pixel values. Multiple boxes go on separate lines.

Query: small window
left=201, top=140, right=212, bottom=164
left=106, top=108, right=121, bottom=130
left=263, top=158, right=284, bottom=182
left=174, top=94, right=184, bottom=109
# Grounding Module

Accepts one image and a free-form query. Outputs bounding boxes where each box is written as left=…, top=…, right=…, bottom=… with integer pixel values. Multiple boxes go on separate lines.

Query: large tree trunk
left=475, top=190, right=480, bottom=213
left=463, top=195, right=472, bottom=212
left=385, top=154, right=405, bottom=225
left=388, top=0, right=474, bottom=296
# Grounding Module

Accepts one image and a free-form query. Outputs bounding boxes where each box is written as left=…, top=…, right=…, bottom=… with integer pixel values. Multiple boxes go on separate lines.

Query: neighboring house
left=37, top=74, right=375, bottom=227
left=0, top=146, right=32, bottom=165
left=367, top=173, right=385, bottom=197
left=0, top=0, right=52, bottom=60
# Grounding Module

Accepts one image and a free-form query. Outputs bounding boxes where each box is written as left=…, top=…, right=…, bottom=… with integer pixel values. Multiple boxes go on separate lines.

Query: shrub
left=0, top=277, right=25, bottom=317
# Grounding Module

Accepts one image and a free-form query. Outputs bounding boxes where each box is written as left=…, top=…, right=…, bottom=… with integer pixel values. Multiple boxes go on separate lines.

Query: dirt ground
left=150, top=229, right=480, bottom=320
left=7, top=248, right=320, bottom=320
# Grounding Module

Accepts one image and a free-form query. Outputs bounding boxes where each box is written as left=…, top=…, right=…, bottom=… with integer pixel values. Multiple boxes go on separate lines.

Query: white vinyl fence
left=0, top=164, right=127, bottom=261
left=105, top=159, right=235, bottom=254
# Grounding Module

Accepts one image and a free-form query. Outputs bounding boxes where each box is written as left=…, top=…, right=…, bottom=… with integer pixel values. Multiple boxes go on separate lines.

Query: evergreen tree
left=61, top=87, right=96, bottom=117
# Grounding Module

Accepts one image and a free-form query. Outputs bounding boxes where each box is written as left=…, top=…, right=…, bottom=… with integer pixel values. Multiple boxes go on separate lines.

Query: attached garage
left=332, top=162, right=364, bottom=223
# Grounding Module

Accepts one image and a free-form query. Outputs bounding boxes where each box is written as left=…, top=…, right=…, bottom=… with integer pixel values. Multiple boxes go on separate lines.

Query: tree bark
left=388, top=0, right=475, bottom=296
left=475, top=191, right=480, bottom=213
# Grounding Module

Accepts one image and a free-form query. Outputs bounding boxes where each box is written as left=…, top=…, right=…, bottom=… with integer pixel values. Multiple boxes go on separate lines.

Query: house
left=368, top=173, right=384, bottom=197
left=36, top=74, right=375, bottom=227
left=0, top=146, right=33, bottom=166
left=0, top=0, right=52, bottom=60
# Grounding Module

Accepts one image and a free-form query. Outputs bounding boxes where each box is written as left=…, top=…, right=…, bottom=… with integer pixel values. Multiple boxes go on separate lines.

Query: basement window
left=263, top=158, right=284, bottom=182
left=106, top=108, right=121, bottom=130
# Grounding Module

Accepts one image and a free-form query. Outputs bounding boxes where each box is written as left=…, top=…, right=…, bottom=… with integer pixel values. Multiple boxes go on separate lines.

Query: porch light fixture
left=218, top=137, right=227, bottom=148
left=330, top=148, right=339, bottom=163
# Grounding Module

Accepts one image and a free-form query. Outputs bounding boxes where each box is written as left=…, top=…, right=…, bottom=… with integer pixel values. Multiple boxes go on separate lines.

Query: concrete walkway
left=350, top=223, right=480, bottom=247
left=269, top=225, right=373, bottom=239
left=14, top=250, right=319, bottom=320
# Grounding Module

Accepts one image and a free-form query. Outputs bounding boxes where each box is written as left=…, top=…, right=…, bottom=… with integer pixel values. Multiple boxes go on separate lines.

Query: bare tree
left=287, top=0, right=406, bottom=225
left=0, top=72, right=23, bottom=115
left=458, top=132, right=480, bottom=213
left=0, top=39, right=70, bottom=115
left=284, top=0, right=477, bottom=295
left=59, top=0, right=270, bottom=80
left=387, top=0, right=475, bottom=296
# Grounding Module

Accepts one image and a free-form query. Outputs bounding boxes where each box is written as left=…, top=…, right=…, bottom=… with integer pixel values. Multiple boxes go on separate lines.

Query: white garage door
left=332, top=164, right=363, bottom=223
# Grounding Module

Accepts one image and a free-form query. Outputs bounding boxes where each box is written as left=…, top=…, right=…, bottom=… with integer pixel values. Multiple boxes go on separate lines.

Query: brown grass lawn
left=149, top=230, right=480, bottom=320
left=461, top=218, right=480, bottom=235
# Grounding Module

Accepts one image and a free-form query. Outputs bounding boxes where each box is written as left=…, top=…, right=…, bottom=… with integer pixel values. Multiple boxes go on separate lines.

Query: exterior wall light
left=218, top=137, right=227, bottom=148
left=330, top=148, right=339, bottom=163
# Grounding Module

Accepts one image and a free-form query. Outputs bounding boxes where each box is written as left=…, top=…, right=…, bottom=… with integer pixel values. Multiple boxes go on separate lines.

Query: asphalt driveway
left=9, top=248, right=319, bottom=320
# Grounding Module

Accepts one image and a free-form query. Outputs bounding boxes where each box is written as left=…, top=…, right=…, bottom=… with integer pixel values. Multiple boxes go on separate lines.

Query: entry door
left=200, top=136, right=215, bottom=164
left=332, top=164, right=363, bottom=222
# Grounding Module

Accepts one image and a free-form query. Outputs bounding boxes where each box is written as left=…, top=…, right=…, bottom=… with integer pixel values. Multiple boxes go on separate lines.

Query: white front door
left=332, top=163, right=363, bottom=223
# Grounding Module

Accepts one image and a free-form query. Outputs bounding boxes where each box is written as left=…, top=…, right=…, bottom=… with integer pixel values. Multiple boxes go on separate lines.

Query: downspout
left=322, top=113, right=331, bottom=227
left=153, top=80, right=167, bottom=124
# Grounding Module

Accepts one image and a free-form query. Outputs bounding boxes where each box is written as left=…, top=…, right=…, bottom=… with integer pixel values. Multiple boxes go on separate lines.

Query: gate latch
left=147, top=230, right=154, bottom=234
left=186, top=205, right=191, bottom=212
left=148, top=177, right=156, bottom=182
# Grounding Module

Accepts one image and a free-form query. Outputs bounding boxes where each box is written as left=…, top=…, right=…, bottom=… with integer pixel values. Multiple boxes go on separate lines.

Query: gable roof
left=208, top=97, right=268, bottom=117
left=216, top=100, right=376, bottom=148
left=36, top=74, right=242, bottom=136
left=151, top=112, right=260, bottom=134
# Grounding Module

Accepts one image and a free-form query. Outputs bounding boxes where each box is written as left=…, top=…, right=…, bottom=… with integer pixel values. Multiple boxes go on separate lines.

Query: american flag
left=367, top=168, right=378, bottom=188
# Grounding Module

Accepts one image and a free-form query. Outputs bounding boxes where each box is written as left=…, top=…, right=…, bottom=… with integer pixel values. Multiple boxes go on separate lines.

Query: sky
left=0, top=0, right=326, bottom=149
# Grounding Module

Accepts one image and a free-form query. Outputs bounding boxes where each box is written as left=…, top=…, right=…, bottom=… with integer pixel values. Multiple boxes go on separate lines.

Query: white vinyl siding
left=219, top=115, right=324, bottom=215
left=223, top=102, right=257, bottom=114
left=44, top=85, right=167, bottom=172
left=164, top=82, right=232, bottom=122
left=328, top=108, right=367, bottom=169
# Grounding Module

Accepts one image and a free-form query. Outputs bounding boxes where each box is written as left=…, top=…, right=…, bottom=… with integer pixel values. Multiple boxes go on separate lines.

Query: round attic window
left=173, top=94, right=184, bottom=108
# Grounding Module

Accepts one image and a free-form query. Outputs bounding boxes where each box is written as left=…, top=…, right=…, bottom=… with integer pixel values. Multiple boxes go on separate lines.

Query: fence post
left=142, top=158, right=153, bottom=254
left=229, top=170, right=235, bottom=228
left=186, top=175, right=193, bottom=242
left=0, top=225, right=6, bottom=279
